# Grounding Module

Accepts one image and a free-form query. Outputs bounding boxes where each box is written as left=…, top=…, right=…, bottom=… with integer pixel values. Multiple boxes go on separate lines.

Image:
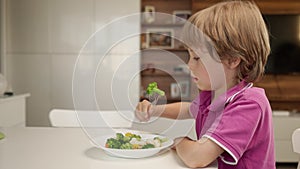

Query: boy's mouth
left=190, top=72, right=198, bottom=82
left=191, top=74, right=199, bottom=83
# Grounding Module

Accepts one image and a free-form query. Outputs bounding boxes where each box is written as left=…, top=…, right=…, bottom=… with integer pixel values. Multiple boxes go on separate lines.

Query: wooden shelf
left=256, top=1, right=300, bottom=14
left=141, top=48, right=188, bottom=51
left=142, top=23, right=185, bottom=27
left=140, top=0, right=192, bottom=103
left=192, top=0, right=300, bottom=14
left=142, top=0, right=192, bottom=14
left=254, top=74, right=300, bottom=111
left=141, top=69, right=189, bottom=76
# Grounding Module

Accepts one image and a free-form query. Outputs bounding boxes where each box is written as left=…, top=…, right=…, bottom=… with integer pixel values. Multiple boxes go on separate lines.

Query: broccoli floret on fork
left=146, top=82, right=165, bottom=97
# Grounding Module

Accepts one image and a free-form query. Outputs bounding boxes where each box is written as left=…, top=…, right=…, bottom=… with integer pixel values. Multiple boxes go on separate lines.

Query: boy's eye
left=193, top=57, right=200, bottom=61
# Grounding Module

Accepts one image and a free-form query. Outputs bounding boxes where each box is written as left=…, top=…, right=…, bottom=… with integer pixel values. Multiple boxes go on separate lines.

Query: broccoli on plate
left=104, top=132, right=167, bottom=150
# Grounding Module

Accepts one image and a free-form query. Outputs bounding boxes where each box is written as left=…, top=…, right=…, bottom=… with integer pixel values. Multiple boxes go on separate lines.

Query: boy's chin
left=197, top=84, right=211, bottom=91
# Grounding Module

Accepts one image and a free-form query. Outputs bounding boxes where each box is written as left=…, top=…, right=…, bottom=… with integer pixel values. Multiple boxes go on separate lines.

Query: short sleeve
left=203, top=99, right=262, bottom=165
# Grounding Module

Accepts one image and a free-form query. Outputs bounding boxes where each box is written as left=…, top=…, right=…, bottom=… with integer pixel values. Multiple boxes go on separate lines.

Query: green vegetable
left=105, top=133, right=137, bottom=149
left=105, top=133, right=162, bottom=150
left=146, top=82, right=165, bottom=96
left=131, top=134, right=141, bottom=141
left=154, top=137, right=168, bottom=143
left=125, top=132, right=141, bottom=141
left=116, top=133, right=124, bottom=141
left=142, top=144, right=155, bottom=149
left=0, top=132, right=5, bottom=140
left=106, top=138, right=122, bottom=148
left=122, top=135, right=131, bottom=142
left=120, top=142, right=133, bottom=149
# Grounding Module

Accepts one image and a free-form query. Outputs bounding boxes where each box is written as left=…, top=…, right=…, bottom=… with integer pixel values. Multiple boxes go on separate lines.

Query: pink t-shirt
left=189, top=81, right=275, bottom=169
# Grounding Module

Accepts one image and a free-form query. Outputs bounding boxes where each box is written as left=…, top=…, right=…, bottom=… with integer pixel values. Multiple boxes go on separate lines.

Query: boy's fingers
left=141, top=100, right=151, bottom=118
left=135, top=102, right=144, bottom=121
left=142, top=104, right=148, bottom=117
left=134, top=102, right=147, bottom=121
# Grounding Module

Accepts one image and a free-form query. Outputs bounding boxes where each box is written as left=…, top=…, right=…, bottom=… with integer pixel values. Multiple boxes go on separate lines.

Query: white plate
left=95, top=132, right=174, bottom=158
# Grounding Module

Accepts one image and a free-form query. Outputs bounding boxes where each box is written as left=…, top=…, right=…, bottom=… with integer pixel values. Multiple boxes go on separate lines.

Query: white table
left=0, top=127, right=217, bottom=169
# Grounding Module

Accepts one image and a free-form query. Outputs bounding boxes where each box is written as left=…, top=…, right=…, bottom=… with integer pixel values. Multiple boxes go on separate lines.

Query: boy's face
left=188, top=49, right=211, bottom=91
left=187, top=48, right=227, bottom=91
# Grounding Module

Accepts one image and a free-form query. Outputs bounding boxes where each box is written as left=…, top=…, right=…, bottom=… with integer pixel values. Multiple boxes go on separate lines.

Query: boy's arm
left=152, top=102, right=192, bottom=119
left=174, top=137, right=224, bottom=168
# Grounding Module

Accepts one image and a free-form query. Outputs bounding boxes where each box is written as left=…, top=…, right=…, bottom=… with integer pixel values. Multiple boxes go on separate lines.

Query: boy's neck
left=212, top=79, right=239, bottom=102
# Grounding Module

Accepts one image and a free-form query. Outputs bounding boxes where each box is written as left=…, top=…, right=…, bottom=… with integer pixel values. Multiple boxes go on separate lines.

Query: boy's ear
left=225, top=57, right=241, bottom=69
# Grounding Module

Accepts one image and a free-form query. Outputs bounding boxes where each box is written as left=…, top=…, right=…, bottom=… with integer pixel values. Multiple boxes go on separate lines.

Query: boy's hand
left=135, top=100, right=153, bottom=122
left=171, top=137, right=183, bottom=150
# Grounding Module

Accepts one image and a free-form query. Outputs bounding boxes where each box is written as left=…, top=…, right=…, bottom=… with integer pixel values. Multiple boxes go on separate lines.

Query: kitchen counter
left=0, top=93, right=30, bottom=103
left=0, top=93, right=30, bottom=126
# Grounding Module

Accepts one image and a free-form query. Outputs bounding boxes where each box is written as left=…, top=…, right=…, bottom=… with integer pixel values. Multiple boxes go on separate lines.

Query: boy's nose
left=187, top=60, right=193, bottom=70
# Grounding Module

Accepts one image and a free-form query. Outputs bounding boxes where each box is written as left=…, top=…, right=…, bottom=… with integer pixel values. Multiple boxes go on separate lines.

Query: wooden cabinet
left=192, top=0, right=300, bottom=14
left=254, top=74, right=300, bottom=111
left=142, top=0, right=192, bottom=14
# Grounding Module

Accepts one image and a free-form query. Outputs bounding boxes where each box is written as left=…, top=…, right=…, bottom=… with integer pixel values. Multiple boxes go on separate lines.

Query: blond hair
left=183, top=0, right=270, bottom=82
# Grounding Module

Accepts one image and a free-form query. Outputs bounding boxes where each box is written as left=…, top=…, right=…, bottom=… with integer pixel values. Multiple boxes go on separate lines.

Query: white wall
left=0, top=0, right=7, bottom=75
left=5, top=0, right=140, bottom=126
